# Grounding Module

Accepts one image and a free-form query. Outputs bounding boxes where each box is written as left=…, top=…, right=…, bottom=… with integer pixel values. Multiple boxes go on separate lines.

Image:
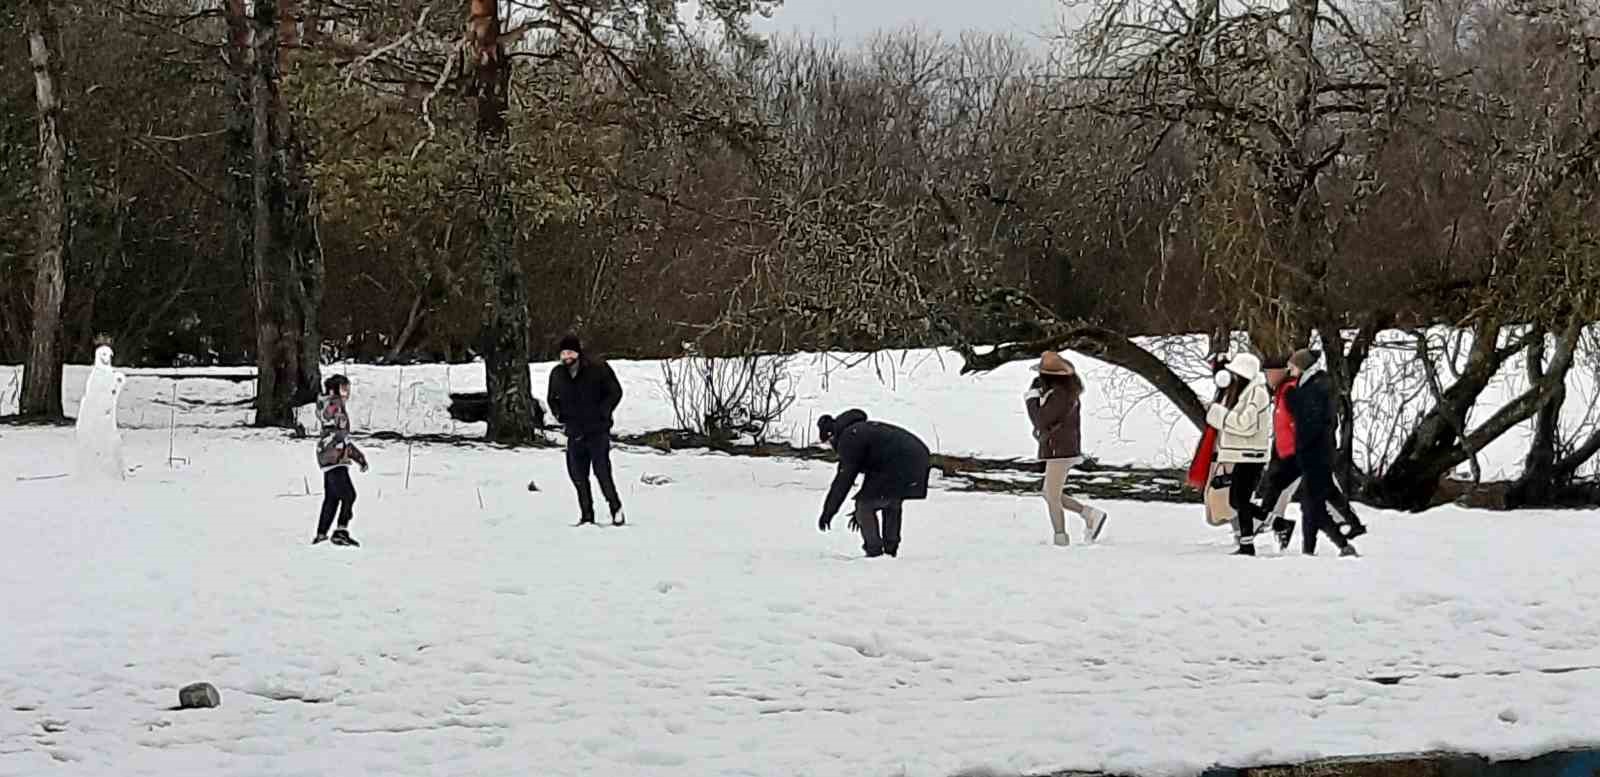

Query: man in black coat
left=1286, top=349, right=1358, bottom=557
left=816, top=409, right=932, bottom=558
left=548, top=334, right=626, bottom=526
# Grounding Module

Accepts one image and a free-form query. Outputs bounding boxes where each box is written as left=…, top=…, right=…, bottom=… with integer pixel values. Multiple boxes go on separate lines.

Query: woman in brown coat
left=1025, top=352, right=1109, bottom=546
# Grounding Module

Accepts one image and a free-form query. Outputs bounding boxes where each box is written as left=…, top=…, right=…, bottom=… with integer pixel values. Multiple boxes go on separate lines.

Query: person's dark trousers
left=1257, top=453, right=1302, bottom=516
left=317, top=467, right=356, bottom=536
left=854, top=498, right=904, bottom=557
left=1327, top=481, right=1366, bottom=534
left=1298, top=456, right=1349, bottom=555
left=1263, top=452, right=1362, bottom=523
left=1228, top=462, right=1266, bottom=547
left=566, top=431, right=622, bottom=521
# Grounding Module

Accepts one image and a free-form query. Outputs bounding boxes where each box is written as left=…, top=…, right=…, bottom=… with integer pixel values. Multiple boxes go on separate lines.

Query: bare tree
left=20, top=0, right=68, bottom=418
left=1365, top=0, right=1600, bottom=508
left=242, top=0, right=323, bottom=427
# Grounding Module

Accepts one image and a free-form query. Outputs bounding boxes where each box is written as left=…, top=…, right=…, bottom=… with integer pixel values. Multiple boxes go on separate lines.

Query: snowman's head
left=94, top=345, right=113, bottom=367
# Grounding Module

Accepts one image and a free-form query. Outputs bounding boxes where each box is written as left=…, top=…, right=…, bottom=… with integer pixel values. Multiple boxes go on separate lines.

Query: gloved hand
left=360, top=461, right=370, bottom=473
left=848, top=515, right=860, bottom=532
left=818, top=515, right=832, bottom=532
left=1214, top=370, right=1233, bottom=388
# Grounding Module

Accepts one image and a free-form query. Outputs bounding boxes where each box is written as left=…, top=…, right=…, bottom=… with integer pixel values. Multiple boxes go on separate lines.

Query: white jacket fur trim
left=1206, top=374, right=1272, bottom=463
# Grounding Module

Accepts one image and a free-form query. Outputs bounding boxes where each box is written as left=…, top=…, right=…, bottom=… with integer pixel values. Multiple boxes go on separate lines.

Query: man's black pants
left=567, top=432, right=622, bottom=520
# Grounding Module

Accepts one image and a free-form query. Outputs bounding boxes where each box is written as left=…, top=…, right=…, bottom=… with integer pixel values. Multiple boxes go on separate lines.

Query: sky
left=752, top=0, right=1069, bottom=45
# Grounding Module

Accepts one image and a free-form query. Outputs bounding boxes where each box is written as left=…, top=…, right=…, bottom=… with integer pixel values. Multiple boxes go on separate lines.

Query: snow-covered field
left=3, top=424, right=1599, bottom=777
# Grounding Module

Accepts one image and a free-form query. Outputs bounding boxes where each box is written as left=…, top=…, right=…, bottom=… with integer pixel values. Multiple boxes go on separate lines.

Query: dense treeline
left=3, top=0, right=1599, bottom=508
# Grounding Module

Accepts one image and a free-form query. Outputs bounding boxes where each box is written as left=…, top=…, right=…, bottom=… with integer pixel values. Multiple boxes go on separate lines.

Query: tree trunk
left=250, top=0, right=286, bottom=425
left=1371, top=318, right=1582, bottom=510
left=21, top=0, right=67, bottom=419
left=72, top=165, right=120, bottom=361
left=248, top=0, right=321, bottom=427
left=224, top=0, right=254, bottom=345
left=469, top=0, right=538, bottom=444
left=1507, top=333, right=1562, bottom=505
left=1320, top=315, right=1388, bottom=492
left=286, top=121, right=324, bottom=411
left=386, top=281, right=431, bottom=363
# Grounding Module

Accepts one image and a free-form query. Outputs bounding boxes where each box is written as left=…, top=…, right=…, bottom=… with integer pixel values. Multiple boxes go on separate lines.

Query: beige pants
left=1043, top=457, right=1089, bottom=535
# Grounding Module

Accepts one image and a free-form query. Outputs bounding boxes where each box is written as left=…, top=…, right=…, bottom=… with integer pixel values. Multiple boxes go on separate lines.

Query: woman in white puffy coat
left=1206, top=352, right=1272, bottom=555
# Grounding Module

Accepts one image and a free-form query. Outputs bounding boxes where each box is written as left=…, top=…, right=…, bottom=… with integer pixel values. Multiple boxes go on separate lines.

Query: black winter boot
left=330, top=529, right=360, bottom=547
left=1272, top=518, right=1295, bottom=552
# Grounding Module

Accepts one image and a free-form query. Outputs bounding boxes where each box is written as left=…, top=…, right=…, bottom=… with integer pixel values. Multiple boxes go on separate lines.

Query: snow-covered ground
left=3, top=426, right=1598, bottom=777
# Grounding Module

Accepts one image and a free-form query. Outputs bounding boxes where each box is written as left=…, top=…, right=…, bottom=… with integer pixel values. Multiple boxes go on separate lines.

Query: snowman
left=75, top=344, right=127, bottom=480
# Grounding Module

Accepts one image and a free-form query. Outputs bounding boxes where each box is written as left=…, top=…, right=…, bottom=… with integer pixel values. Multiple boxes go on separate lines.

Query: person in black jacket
left=816, top=409, right=932, bottom=558
left=1286, top=349, right=1358, bottom=557
left=547, top=334, right=626, bottom=526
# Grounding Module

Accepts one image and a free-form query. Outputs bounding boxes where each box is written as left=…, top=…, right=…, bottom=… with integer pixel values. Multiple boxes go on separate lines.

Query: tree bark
left=71, top=160, right=121, bottom=361
left=21, top=0, right=68, bottom=419
left=1508, top=332, right=1565, bottom=507
left=469, top=0, right=538, bottom=444
left=224, top=0, right=254, bottom=344
left=251, top=0, right=287, bottom=425
left=248, top=0, right=321, bottom=427
left=1371, top=318, right=1582, bottom=510
left=1320, top=314, right=1388, bottom=492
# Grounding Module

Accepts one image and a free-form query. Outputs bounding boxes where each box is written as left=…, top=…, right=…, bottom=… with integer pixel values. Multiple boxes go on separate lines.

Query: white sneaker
left=1083, top=507, right=1109, bottom=543
left=1053, top=532, right=1071, bottom=547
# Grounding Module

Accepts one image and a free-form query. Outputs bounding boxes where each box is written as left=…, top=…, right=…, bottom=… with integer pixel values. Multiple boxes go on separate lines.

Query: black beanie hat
left=817, top=414, right=836, bottom=443
left=1290, top=349, right=1322, bottom=371
left=324, top=374, right=350, bottom=393
left=559, top=334, right=582, bottom=354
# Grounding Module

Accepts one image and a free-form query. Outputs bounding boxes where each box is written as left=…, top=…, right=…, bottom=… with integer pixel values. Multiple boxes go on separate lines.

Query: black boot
left=1272, top=518, right=1295, bottom=552
left=1339, top=544, right=1360, bottom=558
left=312, top=534, right=329, bottom=545
left=1231, top=544, right=1256, bottom=556
left=611, top=506, right=626, bottom=527
left=330, top=529, right=360, bottom=547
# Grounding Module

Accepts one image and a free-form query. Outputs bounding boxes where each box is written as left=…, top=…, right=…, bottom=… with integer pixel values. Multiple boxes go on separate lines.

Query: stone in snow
left=178, top=682, right=221, bottom=709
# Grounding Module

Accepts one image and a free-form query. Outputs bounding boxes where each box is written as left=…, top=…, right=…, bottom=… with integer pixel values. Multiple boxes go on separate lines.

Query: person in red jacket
left=1255, top=351, right=1358, bottom=556
left=1256, top=357, right=1368, bottom=551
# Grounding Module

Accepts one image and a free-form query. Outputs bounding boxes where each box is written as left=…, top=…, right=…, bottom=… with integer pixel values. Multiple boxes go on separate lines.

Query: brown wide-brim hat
left=1031, top=351, right=1076, bottom=376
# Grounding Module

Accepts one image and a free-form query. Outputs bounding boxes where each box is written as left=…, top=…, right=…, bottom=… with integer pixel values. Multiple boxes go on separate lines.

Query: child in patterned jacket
left=314, top=374, right=369, bottom=546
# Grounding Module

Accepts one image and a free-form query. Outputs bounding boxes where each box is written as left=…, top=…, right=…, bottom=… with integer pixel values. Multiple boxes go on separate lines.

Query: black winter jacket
left=547, top=357, right=623, bottom=436
left=1287, top=368, right=1336, bottom=464
left=820, top=409, right=932, bottom=521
